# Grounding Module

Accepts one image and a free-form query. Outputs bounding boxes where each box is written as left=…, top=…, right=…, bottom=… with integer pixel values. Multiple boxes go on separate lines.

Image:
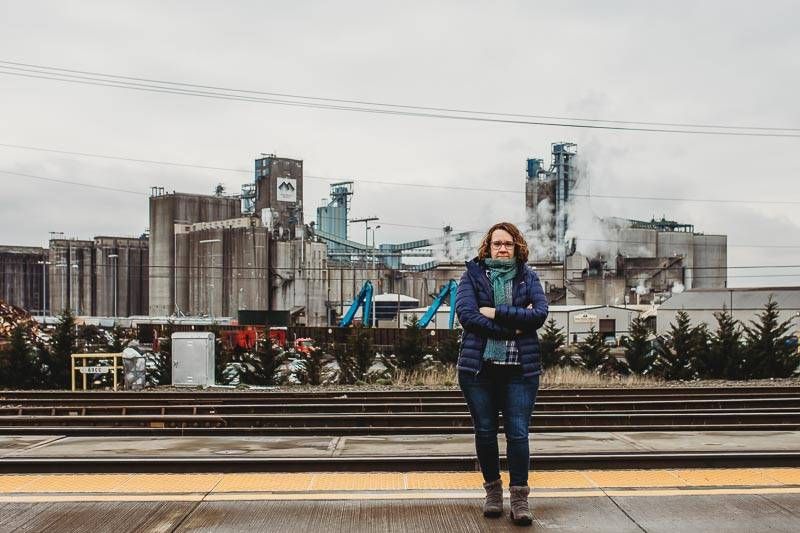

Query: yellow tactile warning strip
left=1, top=468, right=800, bottom=503
left=673, top=468, right=781, bottom=487
left=313, top=473, right=406, bottom=491
left=19, top=474, right=132, bottom=493
left=115, top=474, right=222, bottom=493
left=214, top=473, right=312, bottom=493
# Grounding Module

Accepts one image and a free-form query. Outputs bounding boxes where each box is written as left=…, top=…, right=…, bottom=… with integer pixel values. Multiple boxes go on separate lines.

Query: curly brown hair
left=477, top=221, right=529, bottom=262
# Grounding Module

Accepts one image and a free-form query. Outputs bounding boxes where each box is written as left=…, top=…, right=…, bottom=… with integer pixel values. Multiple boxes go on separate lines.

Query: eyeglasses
left=490, top=241, right=515, bottom=249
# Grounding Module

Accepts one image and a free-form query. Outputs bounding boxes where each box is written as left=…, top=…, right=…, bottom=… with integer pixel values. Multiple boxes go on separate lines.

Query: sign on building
left=276, top=178, right=297, bottom=202
left=574, top=313, right=598, bottom=324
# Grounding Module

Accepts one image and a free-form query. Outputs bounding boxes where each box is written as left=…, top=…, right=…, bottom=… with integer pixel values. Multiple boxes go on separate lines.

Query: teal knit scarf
left=483, top=258, right=517, bottom=361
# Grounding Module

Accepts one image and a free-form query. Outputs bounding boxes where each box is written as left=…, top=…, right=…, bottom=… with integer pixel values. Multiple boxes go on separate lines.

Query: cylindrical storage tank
left=373, top=293, right=420, bottom=321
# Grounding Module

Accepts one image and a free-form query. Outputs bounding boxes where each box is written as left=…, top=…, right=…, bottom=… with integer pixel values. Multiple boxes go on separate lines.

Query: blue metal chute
left=338, top=281, right=374, bottom=327
left=418, top=280, right=458, bottom=329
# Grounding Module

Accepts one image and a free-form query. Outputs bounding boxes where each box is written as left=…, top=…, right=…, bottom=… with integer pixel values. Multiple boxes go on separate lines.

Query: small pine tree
left=332, top=341, right=358, bottom=385
left=0, top=325, right=36, bottom=389
left=50, top=308, right=76, bottom=389
left=110, top=326, right=125, bottom=353
left=539, top=318, right=567, bottom=369
left=396, top=315, right=426, bottom=370
left=742, top=297, right=798, bottom=379
left=156, top=322, right=175, bottom=385
left=690, top=322, right=712, bottom=377
left=32, top=341, right=52, bottom=389
left=347, top=324, right=374, bottom=379
left=576, top=327, right=612, bottom=372
left=704, top=309, right=744, bottom=379
left=241, top=337, right=285, bottom=385
left=435, top=332, right=461, bottom=365
left=624, top=316, right=655, bottom=374
left=656, top=310, right=697, bottom=380
left=302, top=343, right=326, bottom=386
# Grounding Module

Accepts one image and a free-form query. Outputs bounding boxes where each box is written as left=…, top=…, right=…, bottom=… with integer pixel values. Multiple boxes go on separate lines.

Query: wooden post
left=113, top=355, right=118, bottom=391
left=82, top=356, right=87, bottom=391
left=70, top=354, right=76, bottom=392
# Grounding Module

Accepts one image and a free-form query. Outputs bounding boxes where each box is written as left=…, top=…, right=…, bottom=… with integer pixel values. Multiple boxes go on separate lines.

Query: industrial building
left=545, top=305, right=641, bottom=344
left=0, top=245, right=49, bottom=315
left=1, top=143, right=731, bottom=330
left=48, top=236, right=149, bottom=316
left=148, top=188, right=240, bottom=316
left=524, top=143, right=727, bottom=306
left=657, top=287, right=800, bottom=336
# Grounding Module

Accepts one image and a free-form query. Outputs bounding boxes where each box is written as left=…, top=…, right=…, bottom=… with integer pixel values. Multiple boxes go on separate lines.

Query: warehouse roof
left=660, top=287, right=800, bottom=311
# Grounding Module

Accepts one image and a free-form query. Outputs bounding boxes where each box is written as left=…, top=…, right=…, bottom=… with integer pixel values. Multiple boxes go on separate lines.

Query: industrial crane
left=418, top=280, right=458, bottom=329
left=338, top=281, right=374, bottom=327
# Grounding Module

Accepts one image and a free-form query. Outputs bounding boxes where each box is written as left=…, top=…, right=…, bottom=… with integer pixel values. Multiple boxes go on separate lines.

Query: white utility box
left=171, top=332, right=215, bottom=387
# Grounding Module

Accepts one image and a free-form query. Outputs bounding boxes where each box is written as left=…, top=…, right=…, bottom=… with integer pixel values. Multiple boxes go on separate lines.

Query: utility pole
left=350, top=216, right=379, bottom=264
left=350, top=216, right=378, bottom=325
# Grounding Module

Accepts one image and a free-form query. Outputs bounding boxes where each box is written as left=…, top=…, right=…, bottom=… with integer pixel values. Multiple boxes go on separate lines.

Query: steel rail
left=3, top=450, right=800, bottom=474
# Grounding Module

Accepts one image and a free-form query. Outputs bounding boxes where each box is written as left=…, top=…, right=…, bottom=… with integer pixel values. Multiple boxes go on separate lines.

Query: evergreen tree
left=155, top=321, right=175, bottom=385
left=576, top=327, right=612, bottom=372
left=347, top=324, right=374, bottom=379
left=241, top=337, right=285, bottom=385
left=110, top=326, right=125, bottom=353
left=332, top=340, right=358, bottom=384
left=79, top=325, right=106, bottom=352
left=32, top=341, right=52, bottom=389
left=396, top=315, right=426, bottom=370
left=742, top=297, right=798, bottom=379
left=49, top=308, right=76, bottom=389
left=690, top=322, right=712, bottom=377
left=539, top=318, right=567, bottom=369
left=624, top=316, right=655, bottom=374
left=656, top=310, right=697, bottom=380
left=0, top=325, right=36, bottom=389
left=705, top=309, right=744, bottom=379
left=301, top=343, right=326, bottom=386
left=435, top=332, right=461, bottom=365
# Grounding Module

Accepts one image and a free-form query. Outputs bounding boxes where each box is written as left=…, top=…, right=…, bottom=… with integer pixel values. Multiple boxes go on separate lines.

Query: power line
left=3, top=147, right=800, bottom=206
left=2, top=62, right=800, bottom=139
left=3, top=269, right=800, bottom=282
left=3, top=59, right=798, bottom=133
left=0, top=169, right=146, bottom=195
left=4, top=259, right=800, bottom=271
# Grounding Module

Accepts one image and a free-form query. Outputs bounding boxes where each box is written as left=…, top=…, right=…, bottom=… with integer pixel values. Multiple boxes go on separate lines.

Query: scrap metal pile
left=0, top=299, right=39, bottom=340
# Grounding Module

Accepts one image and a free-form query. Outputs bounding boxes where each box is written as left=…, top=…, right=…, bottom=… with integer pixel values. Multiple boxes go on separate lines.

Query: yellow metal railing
left=70, top=353, right=123, bottom=391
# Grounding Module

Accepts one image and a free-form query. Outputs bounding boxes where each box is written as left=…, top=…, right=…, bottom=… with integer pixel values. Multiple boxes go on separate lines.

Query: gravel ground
left=6, top=378, right=798, bottom=394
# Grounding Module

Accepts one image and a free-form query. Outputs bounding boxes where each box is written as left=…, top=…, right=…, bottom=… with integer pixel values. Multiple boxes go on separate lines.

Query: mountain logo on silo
left=278, top=181, right=296, bottom=192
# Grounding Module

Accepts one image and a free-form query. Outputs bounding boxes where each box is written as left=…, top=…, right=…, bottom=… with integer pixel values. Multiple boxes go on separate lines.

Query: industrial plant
left=0, top=142, right=731, bottom=336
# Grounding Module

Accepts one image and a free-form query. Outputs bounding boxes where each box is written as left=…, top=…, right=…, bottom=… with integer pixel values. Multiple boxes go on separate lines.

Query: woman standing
left=455, top=221, right=548, bottom=526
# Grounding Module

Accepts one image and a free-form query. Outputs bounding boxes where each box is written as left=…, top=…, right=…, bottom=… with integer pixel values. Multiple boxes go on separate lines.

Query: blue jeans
left=458, top=363, right=540, bottom=487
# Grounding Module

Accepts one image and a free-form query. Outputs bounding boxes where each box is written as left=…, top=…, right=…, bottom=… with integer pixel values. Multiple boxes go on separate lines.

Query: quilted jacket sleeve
left=493, top=270, right=549, bottom=332
left=455, top=271, right=516, bottom=339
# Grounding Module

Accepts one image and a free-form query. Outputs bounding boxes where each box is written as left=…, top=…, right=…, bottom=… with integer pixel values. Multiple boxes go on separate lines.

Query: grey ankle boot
left=482, top=478, right=503, bottom=517
left=509, top=485, right=532, bottom=526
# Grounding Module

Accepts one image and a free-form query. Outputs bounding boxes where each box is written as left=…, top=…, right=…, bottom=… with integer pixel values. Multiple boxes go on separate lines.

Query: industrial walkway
left=1, top=468, right=799, bottom=531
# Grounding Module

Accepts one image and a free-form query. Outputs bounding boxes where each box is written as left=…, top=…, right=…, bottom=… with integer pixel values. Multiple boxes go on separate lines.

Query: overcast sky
left=1, top=0, right=799, bottom=287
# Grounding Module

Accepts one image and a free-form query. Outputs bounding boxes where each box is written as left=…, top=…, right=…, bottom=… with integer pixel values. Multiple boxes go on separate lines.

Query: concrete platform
left=1, top=469, right=799, bottom=532
left=3, top=430, right=799, bottom=458
left=2, top=496, right=797, bottom=532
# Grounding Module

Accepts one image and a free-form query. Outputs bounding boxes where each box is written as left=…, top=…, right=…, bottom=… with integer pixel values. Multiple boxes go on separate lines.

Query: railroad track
left=1, top=387, right=800, bottom=435
left=2, top=387, right=799, bottom=473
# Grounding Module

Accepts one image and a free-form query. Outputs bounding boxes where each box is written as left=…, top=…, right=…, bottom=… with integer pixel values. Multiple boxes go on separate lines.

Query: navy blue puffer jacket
left=455, top=258, right=549, bottom=377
